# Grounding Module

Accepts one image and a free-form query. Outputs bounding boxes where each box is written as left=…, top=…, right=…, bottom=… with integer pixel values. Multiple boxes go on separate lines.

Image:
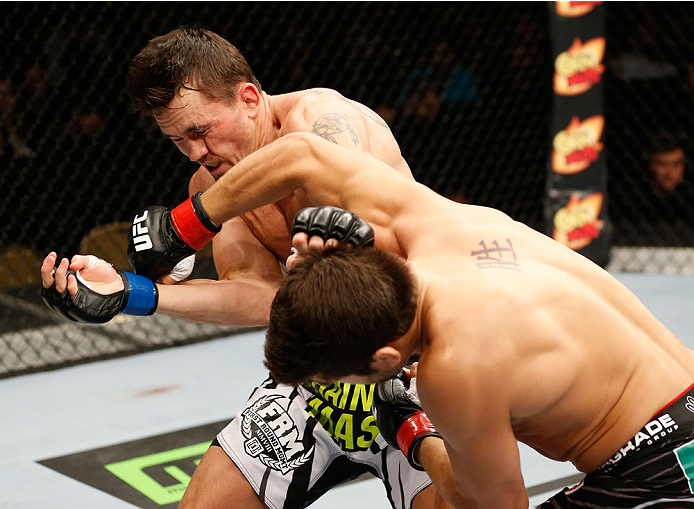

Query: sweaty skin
left=161, top=89, right=447, bottom=509
left=151, top=86, right=412, bottom=324
left=41, top=87, right=449, bottom=509
left=194, top=133, right=694, bottom=508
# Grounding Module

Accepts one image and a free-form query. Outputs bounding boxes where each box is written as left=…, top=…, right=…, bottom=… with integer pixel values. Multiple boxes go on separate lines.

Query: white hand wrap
left=285, top=247, right=299, bottom=266
left=75, top=255, right=108, bottom=290
left=167, top=254, right=196, bottom=282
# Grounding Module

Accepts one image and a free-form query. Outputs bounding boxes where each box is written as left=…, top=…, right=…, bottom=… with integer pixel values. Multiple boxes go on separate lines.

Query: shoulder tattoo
left=311, top=113, right=360, bottom=148
left=471, top=238, right=522, bottom=271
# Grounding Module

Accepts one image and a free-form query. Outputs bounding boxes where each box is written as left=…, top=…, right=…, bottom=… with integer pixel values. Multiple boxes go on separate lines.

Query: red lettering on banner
left=567, top=68, right=602, bottom=87
left=555, top=1, right=601, bottom=17
left=565, top=146, right=599, bottom=165
left=566, top=223, right=600, bottom=242
left=570, top=0, right=601, bottom=6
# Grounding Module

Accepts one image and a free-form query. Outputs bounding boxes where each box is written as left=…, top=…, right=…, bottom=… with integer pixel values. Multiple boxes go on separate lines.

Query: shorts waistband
left=598, top=382, right=694, bottom=474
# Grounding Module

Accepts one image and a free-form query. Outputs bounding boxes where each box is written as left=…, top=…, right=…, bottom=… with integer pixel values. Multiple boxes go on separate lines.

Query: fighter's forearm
left=155, top=278, right=276, bottom=326
left=199, top=133, right=331, bottom=225
left=198, top=132, right=397, bottom=227
left=192, top=131, right=409, bottom=255
left=415, top=437, right=468, bottom=508
left=417, top=437, right=530, bottom=508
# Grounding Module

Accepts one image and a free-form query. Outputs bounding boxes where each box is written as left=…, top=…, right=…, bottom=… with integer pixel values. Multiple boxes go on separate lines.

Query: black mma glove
left=372, top=368, right=441, bottom=471
left=291, top=206, right=374, bottom=247
left=42, top=268, right=158, bottom=323
left=127, top=192, right=221, bottom=280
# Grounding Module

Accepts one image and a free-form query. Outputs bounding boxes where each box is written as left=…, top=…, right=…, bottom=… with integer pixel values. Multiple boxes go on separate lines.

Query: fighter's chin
left=208, top=165, right=230, bottom=181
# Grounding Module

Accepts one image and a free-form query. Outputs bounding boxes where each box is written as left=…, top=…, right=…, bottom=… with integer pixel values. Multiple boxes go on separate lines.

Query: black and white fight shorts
left=213, top=376, right=432, bottom=509
left=540, top=383, right=694, bottom=509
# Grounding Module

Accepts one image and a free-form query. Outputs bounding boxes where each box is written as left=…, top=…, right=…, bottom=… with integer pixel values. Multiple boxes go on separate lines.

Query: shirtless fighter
left=40, top=27, right=449, bottom=509
left=101, top=133, right=694, bottom=508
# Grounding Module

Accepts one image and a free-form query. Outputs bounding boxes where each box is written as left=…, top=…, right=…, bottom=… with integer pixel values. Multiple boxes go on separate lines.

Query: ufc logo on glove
left=132, top=211, right=153, bottom=252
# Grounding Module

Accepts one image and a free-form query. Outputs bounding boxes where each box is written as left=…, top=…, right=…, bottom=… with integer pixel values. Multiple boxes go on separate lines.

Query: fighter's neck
left=255, top=92, right=282, bottom=148
left=396, top=300, right=427, bottom=361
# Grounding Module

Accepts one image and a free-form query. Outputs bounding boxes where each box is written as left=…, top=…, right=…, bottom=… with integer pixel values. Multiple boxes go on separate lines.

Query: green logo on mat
left=104, top=441, right=210, bottom=505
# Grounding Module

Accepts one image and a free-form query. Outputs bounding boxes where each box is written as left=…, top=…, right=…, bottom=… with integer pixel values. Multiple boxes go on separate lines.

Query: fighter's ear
left=238, top=82, right=260, bottom=116
left=371, top=346, right=402, bottom=373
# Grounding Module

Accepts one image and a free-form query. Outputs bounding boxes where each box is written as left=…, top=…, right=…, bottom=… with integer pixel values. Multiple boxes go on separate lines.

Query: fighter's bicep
left=211, top=217, right=283, bottom=283
left=420, top=365, right=527, bottom=507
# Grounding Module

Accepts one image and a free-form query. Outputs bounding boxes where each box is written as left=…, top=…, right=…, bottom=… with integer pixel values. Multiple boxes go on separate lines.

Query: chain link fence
left=604, top=2, right=694, bottom=272
left=1, top=2, right=692, bottom=377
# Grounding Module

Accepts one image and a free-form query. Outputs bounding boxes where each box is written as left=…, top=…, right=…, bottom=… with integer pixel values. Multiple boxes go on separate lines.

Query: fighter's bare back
left=407, top=200, right=694, bottom=473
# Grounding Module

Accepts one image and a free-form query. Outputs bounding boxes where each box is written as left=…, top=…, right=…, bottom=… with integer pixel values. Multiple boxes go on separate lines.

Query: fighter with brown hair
left=41, top=26, right=449, bottom=509
left=112, top=132, right=694, bottom=508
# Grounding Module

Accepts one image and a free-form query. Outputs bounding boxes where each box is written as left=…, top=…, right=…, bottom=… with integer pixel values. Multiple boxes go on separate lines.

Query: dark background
left=1, top=2, right=693, bottom=375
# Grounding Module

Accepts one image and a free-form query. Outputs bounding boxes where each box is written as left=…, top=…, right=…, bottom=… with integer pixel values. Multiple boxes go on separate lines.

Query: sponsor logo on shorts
left=241, top=395, right=313, bottom=475
left=685, top=396, right=694, bottom=414
left=601, top=414, right=679, bottom=472
left=306, top=382, right=380, bottom=452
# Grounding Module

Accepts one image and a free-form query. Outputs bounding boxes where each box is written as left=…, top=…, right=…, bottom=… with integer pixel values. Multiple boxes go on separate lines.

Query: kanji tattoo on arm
left=471, top=238, right=522, bottom=271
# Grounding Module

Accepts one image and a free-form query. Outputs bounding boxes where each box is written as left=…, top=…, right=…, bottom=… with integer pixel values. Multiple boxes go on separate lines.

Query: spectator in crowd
left=640, top=132, right=693, bottom=245
left=648, top=131, right=687, bottom=197
left=609, top=131, right=694, bottom=247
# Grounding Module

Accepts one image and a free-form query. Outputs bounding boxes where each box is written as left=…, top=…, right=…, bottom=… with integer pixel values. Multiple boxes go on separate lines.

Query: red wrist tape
left=396, top=412, right=438, bottom=460
left=171, top=198, right=217, bottom=250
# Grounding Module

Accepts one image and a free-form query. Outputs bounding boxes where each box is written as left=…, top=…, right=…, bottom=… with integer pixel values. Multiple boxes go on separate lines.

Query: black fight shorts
left=540, top=383, right=694, bottom=509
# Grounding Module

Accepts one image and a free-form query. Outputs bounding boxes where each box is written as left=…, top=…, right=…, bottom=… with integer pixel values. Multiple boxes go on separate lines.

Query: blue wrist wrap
left=122, top=272, right=158, bottom=316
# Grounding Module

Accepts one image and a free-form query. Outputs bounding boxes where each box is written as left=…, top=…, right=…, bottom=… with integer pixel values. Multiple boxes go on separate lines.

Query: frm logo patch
left=241, top=394, right=313, bottom=474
